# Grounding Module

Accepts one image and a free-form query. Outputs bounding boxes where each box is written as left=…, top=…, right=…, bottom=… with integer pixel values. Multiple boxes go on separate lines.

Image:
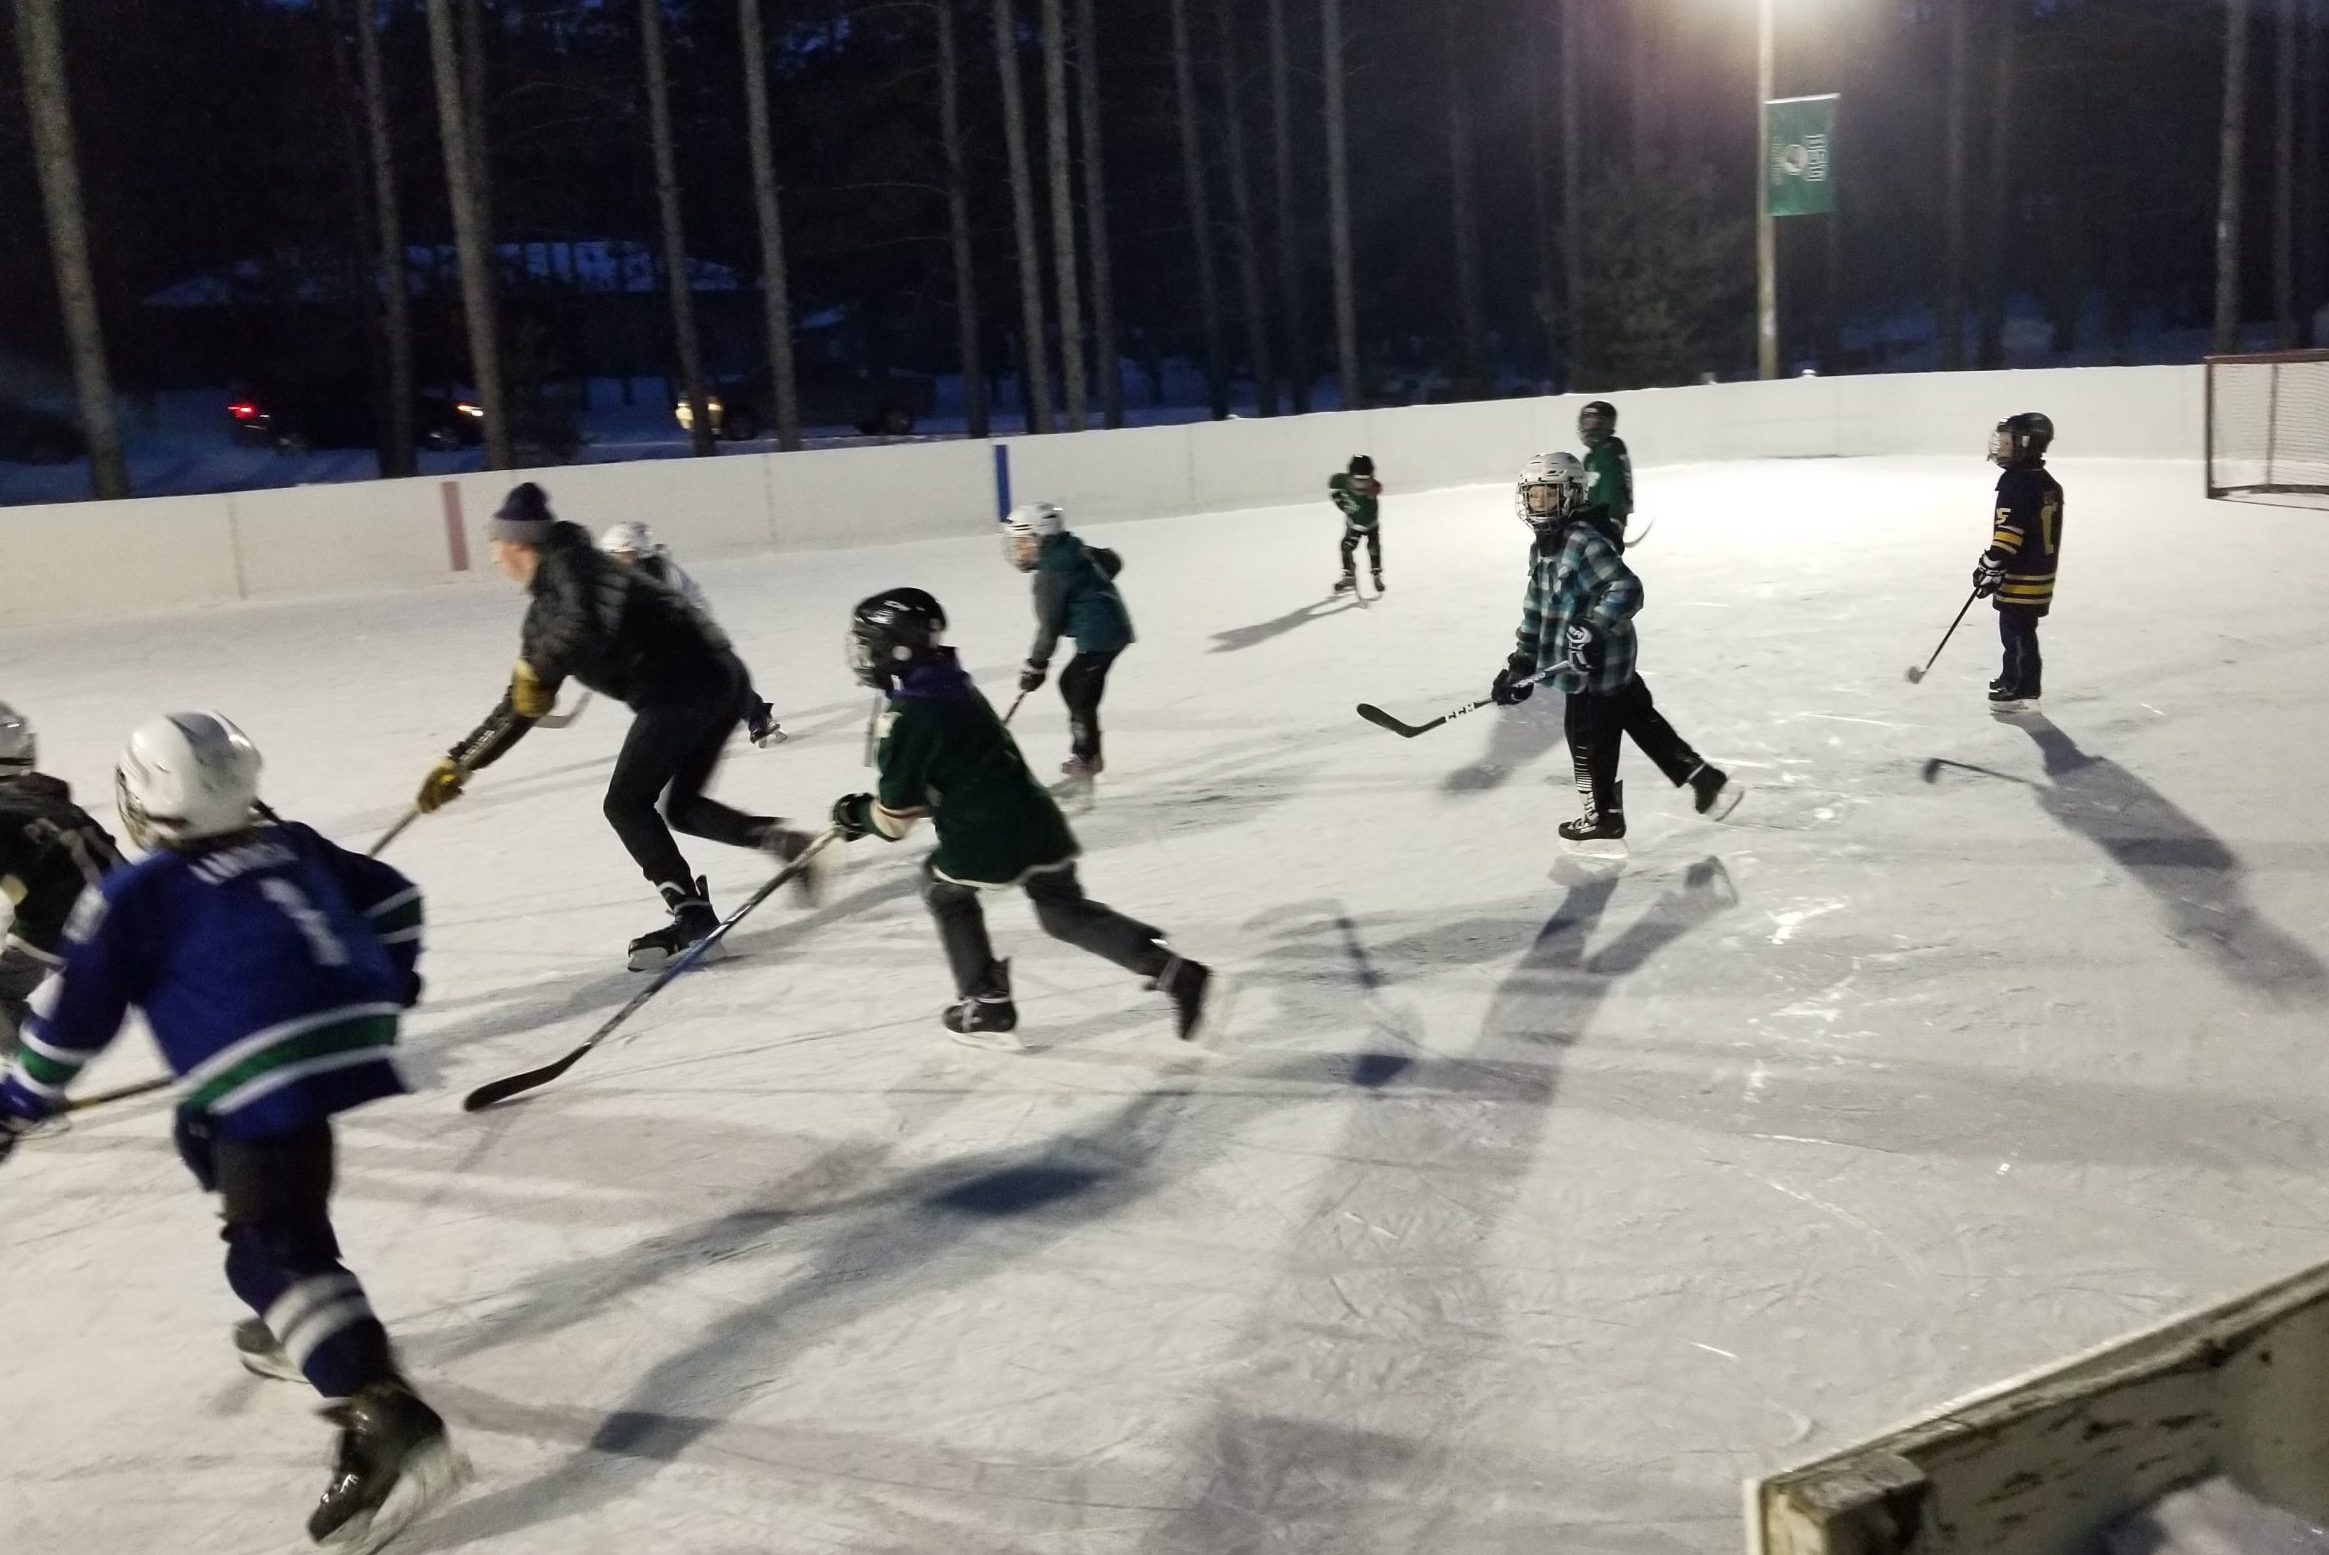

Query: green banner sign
left=1766, top=94, right=1838, bottom=217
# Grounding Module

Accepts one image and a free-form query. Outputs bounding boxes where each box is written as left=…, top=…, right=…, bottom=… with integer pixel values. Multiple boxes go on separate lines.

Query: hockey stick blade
left=63, top=1074, right=175, bottom=1114
left=1355, top=703, right=1443, bottom=738
left=462, top=828, right=842, bottom=1112
left=536, top=690, right=595, bottom=730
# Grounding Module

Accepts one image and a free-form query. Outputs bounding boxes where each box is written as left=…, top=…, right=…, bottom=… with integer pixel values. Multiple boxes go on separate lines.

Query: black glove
left=1972, top=553, right=2005, bottom=599
left=1562, top=622, right=1603, bottom=675
left=831, top=793, right=876, bottom=842
left=1491, top=652, right=1536, bottom=706
left=1018, top=663, right=1047, bottom=694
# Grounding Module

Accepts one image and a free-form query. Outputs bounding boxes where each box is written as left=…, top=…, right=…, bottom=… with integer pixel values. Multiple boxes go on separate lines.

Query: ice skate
left=308, top=1378, right=469, bottom=1554
left=628, top=878, right=721, bottom=972
left=1151, top=949, right=1225, bottom=1043
left=1332, top=571, right=1357, bottom=596
left=1988, top=686, right=2040, bottom=716
left=235, top=1316, right=302, bottom=1382
left=745, top=702, right=788, bottom=748
left=759, top=823, right=835, bottom=906
left=1051, top=756, right=1101, bottom=806
left=1558, top=782, right=1627, bottom=859
left=943, top=961, right=1022, bottom=1051
left=1371, top=571, right=1385, bottom=595
left=1685, top=762, right=1741, bottom=820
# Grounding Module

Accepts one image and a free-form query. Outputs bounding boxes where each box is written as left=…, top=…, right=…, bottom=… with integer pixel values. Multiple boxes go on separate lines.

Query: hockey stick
left=1624, top=512, right=1657, bottom=549
left=368, top=808, right=421, bottom=858
left=536, top=691, right=594, bottom=730
left=861, top=695, right=883, bottom=767
left=1904, top=590, right=1982, bottom=683
left=62, top=1074, right=174, bottom=1114
left=1355, top=666, right=1558, bottom=739
left=1001, top=690, right=1029, bottom=726
left=461, top=828, right=842, bottom=1112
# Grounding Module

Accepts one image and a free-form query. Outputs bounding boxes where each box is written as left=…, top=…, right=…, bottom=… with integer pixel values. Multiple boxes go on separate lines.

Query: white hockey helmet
left=0, top=701, right=33, bottom=775
left=1516, top=451, right=1585, bottom=531
left=1002, top=502, right=1065, bottom=570
left=599, top=521, right=662, bottom=560
left=115, top=712, right=263, bottom=852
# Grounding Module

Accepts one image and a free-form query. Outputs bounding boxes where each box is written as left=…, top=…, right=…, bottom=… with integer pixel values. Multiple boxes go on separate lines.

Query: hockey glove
left=1972, top=553, right=2005, bottom=599
left=415, top=758, right=468, bottom=814
left=1490, top=652, right=1536, bottom=706
left=831, top=793, right=877, bottom=842
left=1018, top=663, right=1048, bottom=694
left=1562, top=622, right=1604, bottom=676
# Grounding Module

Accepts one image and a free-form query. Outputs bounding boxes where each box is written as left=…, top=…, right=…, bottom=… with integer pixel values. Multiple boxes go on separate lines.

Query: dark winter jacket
left=1515, top=520, right=1643, bottom=697
left=0, top=774, right=121, bottom=954
left=862, top=652, right=1079, bottom=888
left=451, top=522, right=743, bottom=771
left=1578, top=437, right=1634, bottom=547
left=1026, top=534, right=1133, bottom=670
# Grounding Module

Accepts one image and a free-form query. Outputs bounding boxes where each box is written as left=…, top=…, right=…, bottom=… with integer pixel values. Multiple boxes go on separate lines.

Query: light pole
left=1756, top=0, right=1779, bottom=380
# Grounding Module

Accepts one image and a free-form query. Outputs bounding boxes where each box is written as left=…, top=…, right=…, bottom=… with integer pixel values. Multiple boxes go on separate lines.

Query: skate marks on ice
left=1138, top=860, right=1742, bottom=1553
left=1983, top=717, right=2328, bottom=1003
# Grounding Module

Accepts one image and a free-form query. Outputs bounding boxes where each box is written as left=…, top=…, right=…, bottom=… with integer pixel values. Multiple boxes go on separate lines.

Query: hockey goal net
left=2206, top=350, right=2329, bottom=504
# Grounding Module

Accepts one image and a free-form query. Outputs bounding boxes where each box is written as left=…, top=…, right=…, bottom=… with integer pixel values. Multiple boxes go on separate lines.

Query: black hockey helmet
left=1578, top=400, right=1618, bottom=447
left=848, top=587, right=948, bottom=689
left=1988, top=411, right=2054, bottom=468
left=1348, top=454, right=1375, bottom=477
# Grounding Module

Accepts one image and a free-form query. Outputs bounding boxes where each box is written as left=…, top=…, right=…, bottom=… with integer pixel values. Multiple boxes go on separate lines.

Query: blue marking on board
left=993, top=443, right=1013, bottom=522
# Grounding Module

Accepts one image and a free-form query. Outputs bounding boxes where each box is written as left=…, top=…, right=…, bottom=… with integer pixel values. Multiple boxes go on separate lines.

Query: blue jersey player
left=0, top=712, right=466, bottom=1553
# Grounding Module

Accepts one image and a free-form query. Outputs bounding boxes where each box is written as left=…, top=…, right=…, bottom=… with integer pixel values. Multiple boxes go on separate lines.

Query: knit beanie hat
left=490, top=482, right=556, bottom=544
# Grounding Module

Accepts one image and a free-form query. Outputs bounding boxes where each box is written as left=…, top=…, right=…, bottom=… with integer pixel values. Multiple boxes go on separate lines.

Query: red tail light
left=228, top=401, right=259, bottom=419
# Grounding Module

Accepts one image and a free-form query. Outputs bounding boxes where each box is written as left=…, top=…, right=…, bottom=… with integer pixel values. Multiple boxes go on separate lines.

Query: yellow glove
left=415, top=758, right=467, bottom=814
left=510, top=661, right=555, bottom=720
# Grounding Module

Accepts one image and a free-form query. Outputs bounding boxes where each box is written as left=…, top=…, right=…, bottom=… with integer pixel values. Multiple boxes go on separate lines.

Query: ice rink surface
left=7, top=455, right=2329, bottom=1554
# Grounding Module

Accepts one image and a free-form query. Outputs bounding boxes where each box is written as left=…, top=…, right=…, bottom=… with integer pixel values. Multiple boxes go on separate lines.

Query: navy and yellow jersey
left=1987, top=465, right=2065, bottom=615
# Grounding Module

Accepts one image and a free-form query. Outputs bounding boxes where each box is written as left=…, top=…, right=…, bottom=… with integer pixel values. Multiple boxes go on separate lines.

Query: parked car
left=228, top=378, right=485, bottom=454
left=675, top=363, right=937, bottom=441
left=0, top=400, right=87, bottom=465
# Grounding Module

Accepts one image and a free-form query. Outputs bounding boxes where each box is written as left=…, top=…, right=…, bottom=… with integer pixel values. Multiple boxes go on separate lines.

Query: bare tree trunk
left=1169, top=0, right=1230, bottom=418
left=1445, top=0, right=1486, bottom=397
left=739, top=0, right=802, bottom=450
left=1940, top=0, right=1969, bottom=371
left=2306, top=0, right=2326, bottom=345
left=423, top=0, right=510, bottom=468
left=1559, top=0, right=1584, bottom=385
left=992, top=0, right=1055, bottom=432
left=1218, top=0, right=1278, bottom=416
left=937, top=0, right=990, bottom=437
left=2215, top=0, right=2253, bottom=355
left=15, top=0, right=127, bottom=499
left=459, top=0, right=496, bottom=236
left=1074, top=0, right=1122, bottom=426
left=640, top=0, right=714, bottom=457
left=1527, top=14, right=1560, bottom=381
left=1040, top=0, right=1087, bottom=430
left=1976, top=0, right=2017, bottom=370
left=2274, top=0, right=2298, bottom=347
left=1321, top=0, right=1361, bottom=410
left=1629, top=3, right=1659, bottom=175
left=349, top=0, right=417, bottom=476
left=1266, top=0, right=1309, bottom=412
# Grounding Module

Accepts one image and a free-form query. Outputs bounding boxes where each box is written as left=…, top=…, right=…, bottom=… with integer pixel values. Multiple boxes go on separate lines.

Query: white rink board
left=6, top=453, right=2329, bottom=1553
left=0, top=365, right=2204, bottom=629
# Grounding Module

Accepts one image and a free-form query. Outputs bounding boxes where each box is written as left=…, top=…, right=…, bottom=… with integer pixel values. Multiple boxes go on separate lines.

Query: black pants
left=1059, top=650, right=1121, bottom=765
left=1563, top=677, right=1703, bottom=803
left=923, top=858, right=1168, bottom=996
left=604, top=666, right=771, bottom=890
left=176, top=1116, right=396, bottom=1401
left=0, top=939, right=55, bottom=1056
left=1997, top=606, right=2043, bottom=696
left=1339, top=526, right=1382, bottom=575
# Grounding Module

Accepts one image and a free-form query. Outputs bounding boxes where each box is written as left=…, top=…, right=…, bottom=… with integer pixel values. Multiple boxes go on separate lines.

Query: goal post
left=1746, top=1257, right=2329, bottom=1555
left=2206, top=350, right=2329, bottom=501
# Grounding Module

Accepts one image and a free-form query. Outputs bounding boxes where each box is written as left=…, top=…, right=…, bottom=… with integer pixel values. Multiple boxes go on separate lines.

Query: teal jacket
left=1026, top=534, right=1133, bottom=667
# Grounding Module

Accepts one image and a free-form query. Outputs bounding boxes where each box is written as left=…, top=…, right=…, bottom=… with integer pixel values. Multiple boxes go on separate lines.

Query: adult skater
left=1328, top=454, right=1385, bottom=593
left=1490, top=454, right=1733, bottom=847
left=0, top=701, right=121, bottom=1056
left=0, top=712, right=465, bottom=1552
left=1574, top=401, right=1632, bottom=548
left=415, top=483, right=824, bottom=971
left=831, top=587, right=1215, bottom=1049
left=599, top=521, right=786, bottom=747
left=1005, top=502, right=1133, bottom=794
left=1974, top=412, right=2062, bottom=710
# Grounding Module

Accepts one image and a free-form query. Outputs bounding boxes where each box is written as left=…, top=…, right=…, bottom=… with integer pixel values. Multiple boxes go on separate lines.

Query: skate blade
left=752, top=728, right=790, bottom=748
left=1989, top=699, right=2041, bottom=719
left=1182, top=973, right=1238, bottom=1047
left=627, top=939, right=727, bottom=974
left=1700, top=783, right=1745, bottom=822
left=1558, top=837, right=1629, bottom=863
left=321, top=1439, right=473, bottom=1555
left=947, top=1025, right=1027, bottom=1053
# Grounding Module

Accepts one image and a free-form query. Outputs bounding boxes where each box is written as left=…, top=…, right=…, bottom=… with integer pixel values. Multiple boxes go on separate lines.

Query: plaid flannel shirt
left=1514, top=524, right=1643, bottom=696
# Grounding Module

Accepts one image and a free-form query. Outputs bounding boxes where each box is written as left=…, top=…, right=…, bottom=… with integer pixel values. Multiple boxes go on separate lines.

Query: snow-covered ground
left=7, top=455, right=2329, bottom=1554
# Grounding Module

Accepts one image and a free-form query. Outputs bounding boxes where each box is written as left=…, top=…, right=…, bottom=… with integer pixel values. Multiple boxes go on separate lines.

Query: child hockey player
left=1328, top=454, right=1385, bottom=594
left=0, top=712, right=465, bottom=1552
left=415, top=483, right=824, bottom=971
left=1974, top=412, right=2062, bottom=710
left=1005, top=502, right=1134, bottom=794
left=830, top=587, right=1214, bottom=1050
left=599, top=521, right=785, bottom=746
left=1574, top=401, right=1632, bottom=548
left=0, top=700, right=121, bottom=1054
left=1490, top=454, right=1733, bottom=848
